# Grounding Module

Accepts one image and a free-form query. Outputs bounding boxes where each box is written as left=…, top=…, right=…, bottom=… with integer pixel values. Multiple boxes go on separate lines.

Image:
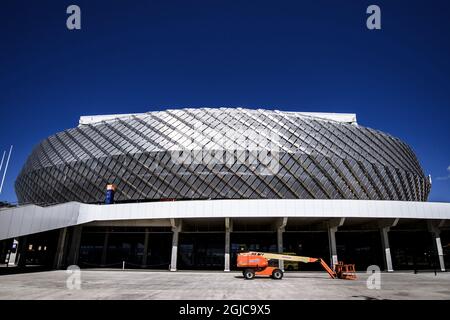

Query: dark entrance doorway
left=283, top=231, right=329, bottom=271
left=78, top=227, right=172, bottom=269
left=178, top=232, right=225, bottom=270
left=336, top=231, right=384, bottom=271
left=23, top=230, right=59, bottom=267
left=106, top=230, right=145, bottom=267
left=0, top=238, right=13, bottom=265
left=390, top=231, right=436, bottom=270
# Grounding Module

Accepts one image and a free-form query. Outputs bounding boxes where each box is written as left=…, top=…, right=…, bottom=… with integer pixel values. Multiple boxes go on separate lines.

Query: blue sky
left=1, top=0, right=449, bottom=203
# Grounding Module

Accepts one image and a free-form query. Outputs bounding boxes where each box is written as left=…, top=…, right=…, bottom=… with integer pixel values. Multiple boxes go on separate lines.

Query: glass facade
left=18, top=230, right=59, bottom=267
left=283, top=232, right=330, bottom=271
left=390, top=231, right=437, bottom=270
left=178, top=233, right=225, bottom=270
left=75, top=228, right=448, bottom=271
left=336, top=231, right=384, bottom=271
left=106, top=232, right=145, bottom=267
left=79, top=231, right=104, bottom=266
left=78, top=227, right=171, bottom=269
left=1, top=224, right=447, bottom=271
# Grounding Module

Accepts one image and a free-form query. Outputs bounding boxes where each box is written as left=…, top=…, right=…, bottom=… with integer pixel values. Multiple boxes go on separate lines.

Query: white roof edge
left=79, top=113, right=146, bottom=126
left=78, top=109, right=358, bottom=126
left=290, top=112, right=358, bottom=125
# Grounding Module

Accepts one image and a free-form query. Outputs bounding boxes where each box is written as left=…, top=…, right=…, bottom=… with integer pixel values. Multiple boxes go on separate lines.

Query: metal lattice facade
left=15, top=108, right=430, bottom=205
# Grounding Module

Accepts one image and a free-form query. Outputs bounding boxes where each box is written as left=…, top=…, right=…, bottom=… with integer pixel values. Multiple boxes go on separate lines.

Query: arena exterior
left=1, top=108, right=449, bottom=272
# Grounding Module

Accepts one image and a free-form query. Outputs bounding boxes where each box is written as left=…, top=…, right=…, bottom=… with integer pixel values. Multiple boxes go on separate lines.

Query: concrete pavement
left=0, top=270, right=449, bottom=300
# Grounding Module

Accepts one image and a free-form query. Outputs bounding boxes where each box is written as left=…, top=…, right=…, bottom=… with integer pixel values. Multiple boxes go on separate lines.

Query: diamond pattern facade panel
left=15, top=108, right=431, bottom=205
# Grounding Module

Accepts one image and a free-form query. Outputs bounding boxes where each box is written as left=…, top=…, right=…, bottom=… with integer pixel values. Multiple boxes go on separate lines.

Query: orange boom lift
left=237, top=252, right=356, bottom=280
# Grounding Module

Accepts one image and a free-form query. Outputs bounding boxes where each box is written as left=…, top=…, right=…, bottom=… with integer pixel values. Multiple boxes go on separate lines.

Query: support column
left=16, top=236, right=28, bottom=268
left=428, top=220, right=446, bottom=272
left=327, top=218, right=345, bottom=269
left=328, top=227, right=338, bottom=269
left=224, top=218, right=232, bottom=272
left=433, top=235, right=445, bottom=272
left=142, top=227, right=150, bottom=268
left=101, top=228, right=110, bottom=266
left=378, top=218, right=398, bottom=272
left=67, top=225, right=83, bottom=266
left=170, top=219, right=181, bottom=272
left=53, top=228, right=68, bottom=269
left=380, top=227, right=394, bottom=272
left=7, top=238, right=19, bottom=266
left=277, top=218, right=288, bottom=271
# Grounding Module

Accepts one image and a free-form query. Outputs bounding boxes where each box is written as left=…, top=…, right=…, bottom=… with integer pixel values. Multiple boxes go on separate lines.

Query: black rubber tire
left=243, top=269, right=256, bottom=280
left=272, top=269, right=283, bottom=280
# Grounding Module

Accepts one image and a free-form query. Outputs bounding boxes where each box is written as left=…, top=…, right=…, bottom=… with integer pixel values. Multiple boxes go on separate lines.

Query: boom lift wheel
left=271, top=268, right=283, bottom=280
left=243, top=269, right=255, bottom=280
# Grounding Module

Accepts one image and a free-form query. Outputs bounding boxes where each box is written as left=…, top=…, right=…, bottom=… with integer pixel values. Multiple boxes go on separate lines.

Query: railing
left=0, top=196, right=229, bottom=211
left=79, top=261, right=170, bottom=270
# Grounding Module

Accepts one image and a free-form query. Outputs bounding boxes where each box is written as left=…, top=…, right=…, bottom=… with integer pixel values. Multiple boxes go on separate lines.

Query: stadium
left=1, top=108, right=449, bottom=272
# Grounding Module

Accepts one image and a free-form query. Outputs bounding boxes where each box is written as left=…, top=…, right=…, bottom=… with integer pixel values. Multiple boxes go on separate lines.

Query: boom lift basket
left=334, top=261, right=357, bottom=280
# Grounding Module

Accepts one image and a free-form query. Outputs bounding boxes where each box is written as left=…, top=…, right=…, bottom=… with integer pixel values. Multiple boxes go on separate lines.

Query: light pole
left=0, top=145, right=13, bottom=194
left=0, top=150, right=6, bottom=174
